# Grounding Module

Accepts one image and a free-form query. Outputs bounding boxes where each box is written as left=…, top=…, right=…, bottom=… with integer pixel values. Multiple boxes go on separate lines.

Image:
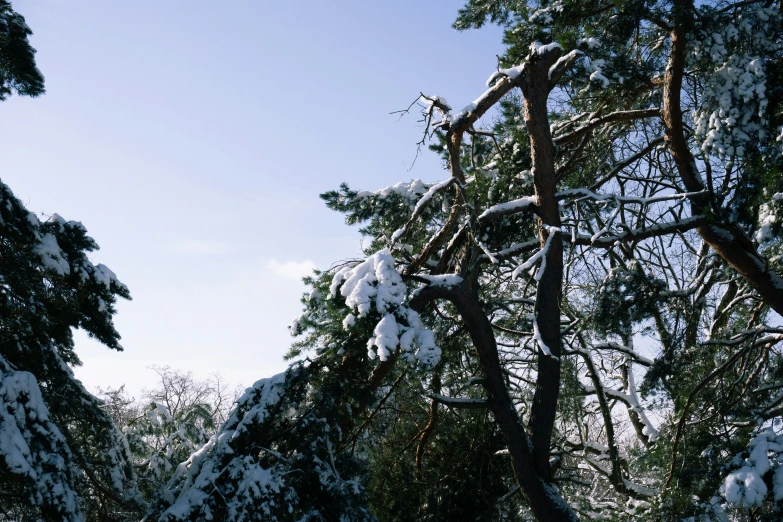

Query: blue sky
left=2, top=1, right=505, bottom=398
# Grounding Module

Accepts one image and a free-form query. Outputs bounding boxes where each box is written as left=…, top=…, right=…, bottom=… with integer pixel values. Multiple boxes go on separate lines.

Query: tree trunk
left=411, top=284, right=578, bottom=521
left=520, top=46, right=564, bottom=482
left=663, top=0, right=783, bottom=316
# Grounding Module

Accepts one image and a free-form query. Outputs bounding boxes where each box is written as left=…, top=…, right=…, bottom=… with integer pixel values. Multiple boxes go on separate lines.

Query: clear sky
left=2, top=1, right=505, bottom=398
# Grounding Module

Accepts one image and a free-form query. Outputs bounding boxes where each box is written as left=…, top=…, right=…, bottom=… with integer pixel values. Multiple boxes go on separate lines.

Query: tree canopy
left=0, top=0, right=43, bottom=99
left=4, top=0, right=783, bottom=521
left=0, top=179, right=139, bottom=521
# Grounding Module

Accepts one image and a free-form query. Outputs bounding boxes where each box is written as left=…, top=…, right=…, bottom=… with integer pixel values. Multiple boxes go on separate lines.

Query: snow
left=366, top=308, right=441, bottom=367
left=342, top=313, right=355, bottom=330
left=512, top=226, right=560, bottom=281
left=391, top=178, right=455, bottom=243
left=419, top=94, right=451, bottom=112
left=625, top=366, right=659, bottom=440
left=0, top=358, right=84, bottom=521
left=452, top=100, right=479, bottom=123
left=755, top=202, right=777, bottom=243
left=533, top=41, right=563, bottom=55
left=404, top=308, right=441, bottom=367
left=490, top=63, right=525, bottom=82
left=329, top=250, right=442, bottom=367
left=231, top=372, right=288, bottom=435
left=479, top=196, right=536, bottom=220
left=289, top=312, right=308, bottom=336
left=33, top=232, right=70, bottom=276
left=412, top=178, right=452, bottom=216
left=548, top=50, right=583, bottom=80
left=721, top=427, right=783, bottom=507
left=354, top=179, right=431, bottom=202
left=367, top=314, right=399, bottom=361
left=588, top=59, right=610, bottom=88
left=532, top=315, right=556, bottom=358
left=26, top=212, right=40, bottom=227
left=330, top=249, right=405, bottom=317
left=486, top=69, right=504, bottom=86
left=414, top=274, right=463, bottom=287
left=622, top=480, right=655, bottom=497
left=528, top=1, right=563, bottom=25
left=94, top=263, right=122, bottom=289
left=578, top=37, right=601, bottom=49
left=692, top=8, right=780, bottom=158
left=156, top=363, right=376, bottom=520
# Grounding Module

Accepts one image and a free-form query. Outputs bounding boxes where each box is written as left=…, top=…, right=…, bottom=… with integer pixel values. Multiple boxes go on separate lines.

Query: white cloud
left=265, top=259, right=316, bottom=280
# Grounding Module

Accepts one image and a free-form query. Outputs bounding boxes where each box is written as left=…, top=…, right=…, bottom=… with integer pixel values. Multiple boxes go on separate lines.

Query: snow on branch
left=553, top=108, right=661, bottom=146
left=582, top=384, right=634, bottom=406
left=556, top=187, right=707, bottom=206
left=329, top=250, right=443, bottom=367
left=591, top=342, right=654, bottom=367
left=720, top=428, right=783, bottom=508
left=569, top=215, right=707, bottom=249
left=512, top=226, right=560, bottom=281
left=478, top=195, right=537, bottom=222
left=330, top=249, right=405, bottom=317
left=412, top=273, right=464, bottom=288
left=391, top=177, right=456, bottom=243
left=353, top=178, right=432, bottom=203
left=548, top=49, right=583, bottom=88
left=483, top=40, right=564, bottom=87
left=532, top=315, right=558, bottom=359
left=427, top=393, right=488, bottom=409
left=0, top=358, right=83, bottom=521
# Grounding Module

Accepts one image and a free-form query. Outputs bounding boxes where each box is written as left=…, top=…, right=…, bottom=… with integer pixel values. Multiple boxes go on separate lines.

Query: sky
left=2, top=1, right=506, bottom=399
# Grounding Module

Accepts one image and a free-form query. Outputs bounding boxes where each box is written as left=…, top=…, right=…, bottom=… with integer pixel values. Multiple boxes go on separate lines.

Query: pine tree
left=0, top=0, right=44, bottom=99
left=98, top=368, right=236, bottom=506
left=147, top=1, right=783, bottom=520
left=0, top=182, right=141, bottom=521
left=0, top=3, right=139, bottom=520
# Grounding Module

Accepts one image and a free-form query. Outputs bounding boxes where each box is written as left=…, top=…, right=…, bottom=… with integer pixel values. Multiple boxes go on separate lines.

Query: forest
left=2, top=0, right=783, bottom=520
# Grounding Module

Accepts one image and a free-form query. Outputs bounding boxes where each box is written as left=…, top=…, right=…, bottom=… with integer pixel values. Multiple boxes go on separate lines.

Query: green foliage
left=592, top=264, right=667, bottom=335
left=5, top=1, right=783, bottom=521
left=0, top=0, right=44, bottom=99
left=0, top=179, right=138, bottom=521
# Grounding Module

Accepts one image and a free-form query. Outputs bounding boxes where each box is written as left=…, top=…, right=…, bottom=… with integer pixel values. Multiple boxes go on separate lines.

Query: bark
left=402, top=44, right=580, bottom=522
left=576, top=335, right=625, bottom=489
left=415, top=371, right=440, bottom=474
left=411, top=285, right=578, bottom=521
left=520, top=45, right=564, bottom=481
left=663, top=0, right=783, bottom=317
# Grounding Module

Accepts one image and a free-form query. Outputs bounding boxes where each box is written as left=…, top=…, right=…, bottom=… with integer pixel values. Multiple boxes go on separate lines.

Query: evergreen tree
left=0, top=182, right=140, bottom=521
left=0, top=3, right=139, bottom=520
left=113, top=1, right=783, bottom=520
left=0, top=0, right=44, bottom=99
left=98, top=368, right=236, bottom=507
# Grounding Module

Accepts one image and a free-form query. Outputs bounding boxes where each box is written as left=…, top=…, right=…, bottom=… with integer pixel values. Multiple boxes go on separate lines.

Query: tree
left=97, top=367, right=237, bottom=510
left=0, top=180, right=141, bottom=521
left=0, top=4, right=139, bottom=520
left=1, top=0, right=777, bottom=520
left=141, top=1, right=783, bottom=521
left=0, top=0, right=44, bottom=100
left=147, top=1, right=783, bottom=520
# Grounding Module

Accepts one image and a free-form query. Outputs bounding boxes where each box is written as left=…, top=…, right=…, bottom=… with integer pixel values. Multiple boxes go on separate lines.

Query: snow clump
left=692, top=8, right=781, bottom=158
left=330, top=250, right=442, bottom=367
left=720, top=427, right=783, bottom=507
